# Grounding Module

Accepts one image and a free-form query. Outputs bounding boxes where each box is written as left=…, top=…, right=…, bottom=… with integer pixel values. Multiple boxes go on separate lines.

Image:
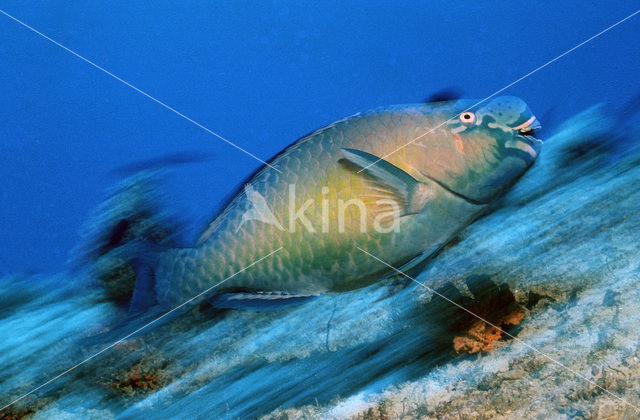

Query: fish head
left=420, top=96, right=542, bottom=204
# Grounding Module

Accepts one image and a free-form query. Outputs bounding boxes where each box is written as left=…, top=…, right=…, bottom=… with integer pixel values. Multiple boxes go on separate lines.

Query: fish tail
left=70, top=169, right=184, bottom=313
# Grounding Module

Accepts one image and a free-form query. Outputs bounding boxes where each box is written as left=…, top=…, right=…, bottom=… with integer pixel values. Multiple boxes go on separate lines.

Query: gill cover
left=419, top=96, right=542, bottom=204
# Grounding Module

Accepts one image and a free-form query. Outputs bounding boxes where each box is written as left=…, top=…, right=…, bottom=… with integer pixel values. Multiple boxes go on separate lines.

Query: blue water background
left=0, top=1, right=639, bottom=276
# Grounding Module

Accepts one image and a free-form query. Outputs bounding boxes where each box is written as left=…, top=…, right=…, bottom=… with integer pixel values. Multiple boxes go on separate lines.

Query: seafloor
left=1, top=103, right=640, bottom=419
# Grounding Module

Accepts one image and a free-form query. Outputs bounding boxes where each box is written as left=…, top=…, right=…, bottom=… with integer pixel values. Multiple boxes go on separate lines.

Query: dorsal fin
left=424, top=87, right=462, bottom=103
left=109, top=151, right=210, bottom=177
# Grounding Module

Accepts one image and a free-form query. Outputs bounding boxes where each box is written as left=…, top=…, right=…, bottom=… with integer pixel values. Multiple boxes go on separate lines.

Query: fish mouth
left=513, top=115, right=542, bottom=141
left=506, top=116, right=543, bottom=159
left=518, top=125, right=542, bottom=141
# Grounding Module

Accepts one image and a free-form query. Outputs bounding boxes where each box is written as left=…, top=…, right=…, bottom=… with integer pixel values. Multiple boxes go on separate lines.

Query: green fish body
left=149, top=96, right=542, bottom=309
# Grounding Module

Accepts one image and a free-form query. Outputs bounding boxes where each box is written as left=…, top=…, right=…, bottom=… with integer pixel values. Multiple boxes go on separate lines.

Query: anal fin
left=208, top=292, right=319, bottom=312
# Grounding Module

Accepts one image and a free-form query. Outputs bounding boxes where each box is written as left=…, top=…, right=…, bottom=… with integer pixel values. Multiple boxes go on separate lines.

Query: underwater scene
left=1, top=2, right=640, bottom=419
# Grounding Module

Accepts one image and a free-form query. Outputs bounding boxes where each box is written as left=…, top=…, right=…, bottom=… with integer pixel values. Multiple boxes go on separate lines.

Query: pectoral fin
left=208, top=292, right=319, bottom=312
left=341, top=148, right=432, bottom=215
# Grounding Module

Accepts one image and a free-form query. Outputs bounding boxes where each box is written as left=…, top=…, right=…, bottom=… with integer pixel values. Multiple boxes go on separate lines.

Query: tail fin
left=70, top=170, right=182, bottom=313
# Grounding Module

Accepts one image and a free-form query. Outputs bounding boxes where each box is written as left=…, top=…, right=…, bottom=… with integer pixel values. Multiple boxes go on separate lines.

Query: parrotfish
left=104, top=96, right=542, bottom=311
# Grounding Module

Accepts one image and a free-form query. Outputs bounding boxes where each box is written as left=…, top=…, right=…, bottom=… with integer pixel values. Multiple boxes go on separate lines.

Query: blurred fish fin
left=96, top=239, right=163, bottom=314
left=385, top=245, right=442, bottom=280
left=128, top=256, right=158, bottom=314
left=424, top=87, right=462, bottom=104
left=341, top=148, right=431, bottom=214
left=71, top=170, right=182, bottom=312
left=208, top=291, right=319, bottom=311
left=109, top=151, right=211, bottom=177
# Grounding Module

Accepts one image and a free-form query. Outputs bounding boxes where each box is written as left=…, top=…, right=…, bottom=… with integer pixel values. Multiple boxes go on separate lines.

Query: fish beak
left=513, top=116, right=542, bottom=141
left=505, top=116, right=543, bottom=160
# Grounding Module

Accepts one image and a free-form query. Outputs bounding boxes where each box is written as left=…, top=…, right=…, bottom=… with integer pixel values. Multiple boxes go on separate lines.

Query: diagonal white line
left=0, top=9, right=281, bottom=173
left=358, top=8, right=640, bottom=173
left=357, top=246, right=640, bottom=412
left=0, top=247, right=282, bottom=412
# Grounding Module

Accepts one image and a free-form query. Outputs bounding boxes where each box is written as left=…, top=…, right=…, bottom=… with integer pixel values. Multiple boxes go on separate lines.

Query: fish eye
left=459, top=112, right=476, bottom=125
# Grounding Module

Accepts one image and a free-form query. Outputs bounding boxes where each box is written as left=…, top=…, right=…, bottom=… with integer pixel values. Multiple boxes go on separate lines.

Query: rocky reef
left=1, top=103, right=639, bottom=419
